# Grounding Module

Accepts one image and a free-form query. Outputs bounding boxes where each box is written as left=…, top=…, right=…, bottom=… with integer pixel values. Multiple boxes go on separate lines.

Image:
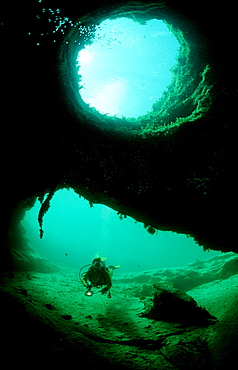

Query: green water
left=22, top=189, right=221, bottom=273
left=76, top=18, right=180, bottom=118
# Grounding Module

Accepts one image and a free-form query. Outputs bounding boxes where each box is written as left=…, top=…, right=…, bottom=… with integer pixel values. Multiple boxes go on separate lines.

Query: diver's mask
left=93, top=261, right=103, bottom=269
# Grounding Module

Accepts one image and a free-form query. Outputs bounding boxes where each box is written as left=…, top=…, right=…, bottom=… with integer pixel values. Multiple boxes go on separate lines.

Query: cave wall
left=1, top=0, right=237, bottom=271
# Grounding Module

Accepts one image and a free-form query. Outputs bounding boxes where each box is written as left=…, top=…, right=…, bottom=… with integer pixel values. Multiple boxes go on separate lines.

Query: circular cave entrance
left=76, top=18, right=180, bottom=119
left=60, top=4, right=213, bottom=134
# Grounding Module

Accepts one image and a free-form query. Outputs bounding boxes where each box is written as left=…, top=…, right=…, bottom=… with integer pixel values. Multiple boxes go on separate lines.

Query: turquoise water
left=22, top=189, right=221, bottom=273
left=76, top=18, right=180, bottom=118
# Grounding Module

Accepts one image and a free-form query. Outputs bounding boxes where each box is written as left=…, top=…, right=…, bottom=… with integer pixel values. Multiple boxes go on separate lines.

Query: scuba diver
left=79, top=257, right=120, bottom=298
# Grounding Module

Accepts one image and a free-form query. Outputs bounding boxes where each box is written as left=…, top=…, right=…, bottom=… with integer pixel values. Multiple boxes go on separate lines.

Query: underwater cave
left=20, top=188, right=223, bottom=272
left=1, top=0, right=238, bottom=369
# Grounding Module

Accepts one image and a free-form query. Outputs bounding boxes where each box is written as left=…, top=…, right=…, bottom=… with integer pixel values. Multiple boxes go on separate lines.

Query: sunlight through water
left=76, top=18, right=180, bottom=118
left=21, top=189, right=222, bottom=272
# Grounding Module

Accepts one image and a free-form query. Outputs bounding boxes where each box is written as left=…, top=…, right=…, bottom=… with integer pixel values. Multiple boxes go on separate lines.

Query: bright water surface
left=77, top=18, right=180, bottom=118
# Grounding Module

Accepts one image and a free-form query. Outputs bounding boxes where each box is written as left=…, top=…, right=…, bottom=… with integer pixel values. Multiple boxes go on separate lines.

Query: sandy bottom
left=1, top=253, right=238, bottom=369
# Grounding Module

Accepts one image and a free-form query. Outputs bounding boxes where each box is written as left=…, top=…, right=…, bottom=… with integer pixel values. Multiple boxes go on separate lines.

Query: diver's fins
left=108, top=265, right=120, bottom=270
left=95, top=255, right=107, bottom=262
left=100, top=257, right=107, bottom=262
left=108, top=265, right=120, bottom=278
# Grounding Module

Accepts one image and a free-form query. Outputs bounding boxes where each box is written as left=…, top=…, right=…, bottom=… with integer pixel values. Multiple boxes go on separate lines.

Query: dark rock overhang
left=2, top=0, right=237, bottom=271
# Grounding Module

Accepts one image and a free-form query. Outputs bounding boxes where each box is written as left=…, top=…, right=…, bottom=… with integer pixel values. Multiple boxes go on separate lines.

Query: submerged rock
left=141, top=283, right=217, bottom=326
left=61, top=314, right=72, bottom=320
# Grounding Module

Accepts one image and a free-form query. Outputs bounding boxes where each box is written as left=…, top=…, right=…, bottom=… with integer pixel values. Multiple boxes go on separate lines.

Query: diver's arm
left=82, top=272, right=91, bottom=288
left=100, top=271, right=112, bottom=294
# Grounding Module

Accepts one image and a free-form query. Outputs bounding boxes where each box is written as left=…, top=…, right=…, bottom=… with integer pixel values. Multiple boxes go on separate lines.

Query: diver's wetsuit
left=82, top=259, right=113, bottom=296
left=82, top=257, right=119, bottom=298
left=84, top=264, right=112, bottom=294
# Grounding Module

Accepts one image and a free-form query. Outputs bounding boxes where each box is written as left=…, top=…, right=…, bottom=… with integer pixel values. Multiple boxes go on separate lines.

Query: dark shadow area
left=1, top=0, right=237, bottom=266
left=1, top=0, right=237, bottom=368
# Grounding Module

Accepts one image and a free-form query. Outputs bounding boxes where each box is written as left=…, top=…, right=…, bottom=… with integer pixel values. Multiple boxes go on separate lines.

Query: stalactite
left=38, top=189, right=56, bottom=238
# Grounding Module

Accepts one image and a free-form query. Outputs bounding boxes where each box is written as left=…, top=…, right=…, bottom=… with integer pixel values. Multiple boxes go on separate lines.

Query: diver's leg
left=108, top=265, right=120, bottom=278
left=108, top=268, right=114, bottom=278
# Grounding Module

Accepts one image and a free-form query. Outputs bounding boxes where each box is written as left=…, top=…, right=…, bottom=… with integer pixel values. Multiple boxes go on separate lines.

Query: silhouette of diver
left=80, top=257, right=120, bottom=298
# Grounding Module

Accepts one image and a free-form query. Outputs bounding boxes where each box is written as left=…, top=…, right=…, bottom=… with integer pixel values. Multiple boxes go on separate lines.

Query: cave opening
left=60, top=4, right=213, bottom=135
left=21, top=188, right=222, bottom=274
left=2, top=0, right=237, bottom=367
left=76, top=17, right=180, bottom=119
left=4, top=188, right=238, bottom=369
